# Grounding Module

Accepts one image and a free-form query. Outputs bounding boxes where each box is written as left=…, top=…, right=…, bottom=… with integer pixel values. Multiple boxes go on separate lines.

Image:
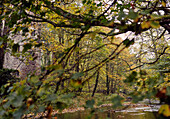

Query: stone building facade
left=3, top=26, right=42, bottom=79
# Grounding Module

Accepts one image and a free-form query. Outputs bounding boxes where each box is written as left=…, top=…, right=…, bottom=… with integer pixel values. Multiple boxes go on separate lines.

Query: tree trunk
left=92, top=71, right=99, bottom=97
left=110, top=65, right=114, bottom=93
left=0, top=44, right=6, bottom=69
left=113, top=80, right=117, bottom=93
left=106, top=63, right=110, bottom=95
left=0, top=20, right=7, bottom=69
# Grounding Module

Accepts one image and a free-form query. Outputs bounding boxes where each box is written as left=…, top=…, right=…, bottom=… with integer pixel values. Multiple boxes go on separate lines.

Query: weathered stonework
left=3, top=27, right=42, bottom=79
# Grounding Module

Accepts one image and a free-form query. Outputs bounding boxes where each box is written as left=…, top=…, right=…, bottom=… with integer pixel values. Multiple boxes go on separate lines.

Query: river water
left=56, top=104, right=160, bottom=119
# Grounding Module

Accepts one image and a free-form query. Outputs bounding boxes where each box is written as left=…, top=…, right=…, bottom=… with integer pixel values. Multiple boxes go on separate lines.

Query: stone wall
left=3, top=30, right=42, bottom=79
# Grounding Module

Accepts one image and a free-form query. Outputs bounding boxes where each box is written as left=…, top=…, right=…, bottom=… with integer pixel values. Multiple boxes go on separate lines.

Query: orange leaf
left=47, top=105, right=53, bottom=119
left=156, top=88, right=167, bottom=98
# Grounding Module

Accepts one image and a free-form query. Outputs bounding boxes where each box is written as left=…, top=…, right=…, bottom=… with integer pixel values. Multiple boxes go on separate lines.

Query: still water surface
left=56, top=105, right=160, bottom=119
left=57, top=111, right=157, bottom=119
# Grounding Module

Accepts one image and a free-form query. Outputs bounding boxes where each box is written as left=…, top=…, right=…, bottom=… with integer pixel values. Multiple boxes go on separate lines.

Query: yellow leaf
left=158, top=104, right=170, bottom=117
left=70, top=80, right=82, bottom=88
left=141, top=21, right=151, bottom=29
left=27, top=98, right=33, bottom=108
left=162, top=1, right=166, bottom=7
left=0, top=44, right=4, bottom=48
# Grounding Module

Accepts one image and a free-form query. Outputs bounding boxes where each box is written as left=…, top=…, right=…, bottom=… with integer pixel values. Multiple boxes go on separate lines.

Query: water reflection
left=56, top=100, right=161, bottom=119
left=56, top=110, right=158, bottom=119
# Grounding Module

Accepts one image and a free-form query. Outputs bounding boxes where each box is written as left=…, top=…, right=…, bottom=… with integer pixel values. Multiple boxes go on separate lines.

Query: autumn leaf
left=46, top=105, right=53, bottom=119
left=162, top=1, right=166, bottom=7
left=70, top=80, right=82, bottom=88
left=107, top=21, right=114, bottom=27
left=141, top=21, right=151, bottom=29
left=26, top=98, right=33, bottom=108
left=156, top=88, right=167, bottom=99
left=158, top=104, right=170, bottom=117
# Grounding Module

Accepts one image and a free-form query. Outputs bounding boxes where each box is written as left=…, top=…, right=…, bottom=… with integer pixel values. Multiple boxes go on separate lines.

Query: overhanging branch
left=127, top=47, right=168, bottom=71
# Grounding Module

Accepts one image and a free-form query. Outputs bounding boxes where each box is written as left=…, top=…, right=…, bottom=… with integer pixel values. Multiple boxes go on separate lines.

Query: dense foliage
left=0, top=0, right=169, bottom=118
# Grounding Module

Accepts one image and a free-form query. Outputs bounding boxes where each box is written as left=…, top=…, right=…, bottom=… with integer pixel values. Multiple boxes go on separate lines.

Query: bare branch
left=97, top=0, right=117, bottom=19
left=127, top=47, right=168, bottom=71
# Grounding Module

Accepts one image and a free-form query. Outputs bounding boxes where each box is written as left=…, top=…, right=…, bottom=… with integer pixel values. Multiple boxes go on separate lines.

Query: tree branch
left=97, top=0, right=117, bottom=19
left=44, top=4, right=86, bottom=23
left=127, top=47, right=168, bottom=71
left=25, top=12, right=82, bottom=28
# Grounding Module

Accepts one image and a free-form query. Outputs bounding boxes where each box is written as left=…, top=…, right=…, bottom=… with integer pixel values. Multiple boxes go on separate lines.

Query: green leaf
left=35, top=43, right=42, bottom=47
left=47, top=64, right=62, bottom=70
left=30, top=75, right=39, bottom=83
left=87, top=0, right=92, bottom=5
left=123, top=38, right=130, bottom=45
left=45, top=94, right=58, bottom=102
left=151, top=14, right=161, bottom=18
left=150, top=21, right=160, bottom=28
left=22, top=27, right=29, bottom=32
left=82, top=0, right=86, bottom=4
left=0, top=110, right=5, bottom=115
left=111, top=94, right=123, bottom=108
left=56, top=69, right=64, bottom=77
left=97, top=2, right=102, bottom=7
left=97, top=101, right=104, bottom=106
left=44, top=0, right=51, bottom=6
left=22, top=43, right=32, bottom=53
left=140, top=10, right=150, bottom=15
left=61, top=93, right=75, bottom=99
left=13, top=105, right=26, bottom=119
left=140, top=70, right=147, bottom=75
left=118, top=11, right=125, bottom=21
left=12, top=43, right=20, bottom=53
left=85, top=99, right=95, bottom=108
left=7, top=92, right=17, bottom=101
left=71, top=72, right=84, bottom=79
left=107, top=29, right=116, bottom=36
left=128, top=9, right=138, bottom=19
left=21, top=27, right=29, bottom=35
left=0, top=37, right=3, bottom=46
left=138, top=0, right=145, bottom=2
left=125, top=71, right=138, bottom=83
left=12, top=95, right=24, bottom=107
left=166, top=86, right=170, bottom=96
left=55, top=101, right=68, bottom=110
left=13, top=110, right=23, bottom=119
left=55, top=9, right=62, bottom=16
left=37, top=105, right=45, bottom=113
left=3, top=101, right=10, bottom=109
left=131, top=94, right=145, bottom=103
left=123, top=38, right=134, bottom=47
